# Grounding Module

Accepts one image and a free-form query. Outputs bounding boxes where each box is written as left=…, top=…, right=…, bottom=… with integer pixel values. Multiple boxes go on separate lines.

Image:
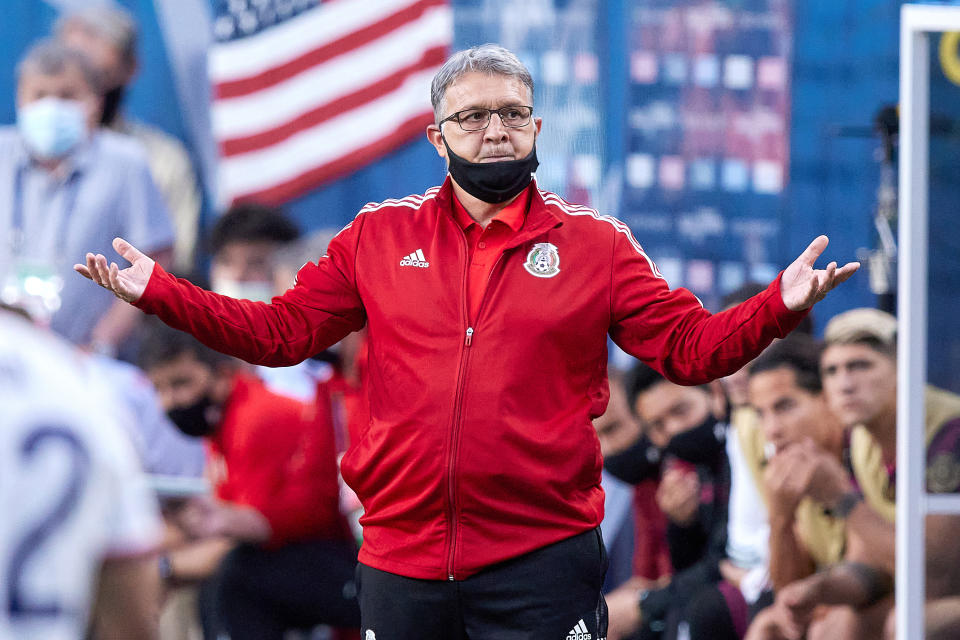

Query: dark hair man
left=747, top=310, right=960, bottom=639
left=138, top=321, right=359, bottom=640
left=746, top=335, right=848, bottom=591
left=208, top=202, right=301, bottom=302
left=604, top=365, right=730, bottom=640
left=78, top=43, right=858, bottom=640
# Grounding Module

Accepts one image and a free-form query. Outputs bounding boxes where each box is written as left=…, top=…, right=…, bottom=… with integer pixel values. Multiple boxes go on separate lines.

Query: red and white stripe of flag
left=210, top=0, right=452, bottom=205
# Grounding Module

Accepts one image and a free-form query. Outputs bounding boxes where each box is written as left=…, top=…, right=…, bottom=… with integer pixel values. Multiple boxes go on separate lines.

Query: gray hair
left=430, top=44, right=534, bottom=122
left=17, top=38, right=104, bottom=95
left=56, top=5, right=138, bottom=70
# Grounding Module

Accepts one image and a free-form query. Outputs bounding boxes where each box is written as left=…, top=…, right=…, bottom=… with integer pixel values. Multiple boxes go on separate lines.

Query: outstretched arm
left=74, top=228, right=366, bottom=367
left=611, top=233, right=859, bottom=385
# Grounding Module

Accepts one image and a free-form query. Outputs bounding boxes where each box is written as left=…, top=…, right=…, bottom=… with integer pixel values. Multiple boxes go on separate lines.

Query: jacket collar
left=434, top=176, right=563, bottom=249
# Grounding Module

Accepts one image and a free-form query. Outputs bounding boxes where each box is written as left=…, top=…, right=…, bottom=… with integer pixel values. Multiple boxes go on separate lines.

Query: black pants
left=206, top=538, right=361, bottom=640
left=357, top=527, right=608, bottom=640
left=684, top=584, right=774, bottom=640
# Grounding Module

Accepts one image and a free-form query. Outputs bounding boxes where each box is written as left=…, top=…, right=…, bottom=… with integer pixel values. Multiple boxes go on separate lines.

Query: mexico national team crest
left=524, top=242, right=561, bottom=278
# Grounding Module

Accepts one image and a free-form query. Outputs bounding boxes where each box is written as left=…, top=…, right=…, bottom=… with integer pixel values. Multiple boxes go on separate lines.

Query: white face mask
left=16, top=97, right=88, bottom=159
left=211, top=277, right=275, bottom=303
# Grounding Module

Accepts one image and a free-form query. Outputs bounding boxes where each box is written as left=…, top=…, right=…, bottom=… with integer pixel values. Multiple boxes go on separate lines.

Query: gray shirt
left=0, top=128, right=174, bottom=345
left=88, top=353, right=207, bottom=478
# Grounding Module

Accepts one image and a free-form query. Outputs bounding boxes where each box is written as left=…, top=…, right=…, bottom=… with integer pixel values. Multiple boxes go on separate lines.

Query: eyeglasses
left=439, top=105, right=534, bottom=132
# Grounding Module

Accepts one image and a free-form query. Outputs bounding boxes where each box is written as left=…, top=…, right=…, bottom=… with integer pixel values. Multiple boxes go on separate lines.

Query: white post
left=893, top=5, right=960, bottom=637
left=897, top=6, right=929, bottom=640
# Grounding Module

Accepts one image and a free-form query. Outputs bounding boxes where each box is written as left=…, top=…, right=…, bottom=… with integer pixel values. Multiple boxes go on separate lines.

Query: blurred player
left=0, top=310, right=162, bottom=639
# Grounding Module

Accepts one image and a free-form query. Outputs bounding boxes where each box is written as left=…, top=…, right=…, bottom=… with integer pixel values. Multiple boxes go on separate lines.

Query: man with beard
left=78, top=44, right=859, bottom=640
left=57, top=5, right=201, bottom=272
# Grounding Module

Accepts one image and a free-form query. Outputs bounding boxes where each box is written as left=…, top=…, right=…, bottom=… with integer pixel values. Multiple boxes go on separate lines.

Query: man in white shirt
left=0, top=309, right=163, bottom=639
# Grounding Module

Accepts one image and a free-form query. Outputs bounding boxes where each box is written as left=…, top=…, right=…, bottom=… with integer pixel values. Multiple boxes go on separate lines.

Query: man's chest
left=355, top=226, right=610, bottom=340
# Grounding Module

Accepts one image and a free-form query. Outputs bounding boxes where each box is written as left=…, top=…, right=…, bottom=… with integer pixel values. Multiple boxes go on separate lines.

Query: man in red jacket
left=78, top=44, right=858, bottom=640
left=138, top=321, right=359, bottom=639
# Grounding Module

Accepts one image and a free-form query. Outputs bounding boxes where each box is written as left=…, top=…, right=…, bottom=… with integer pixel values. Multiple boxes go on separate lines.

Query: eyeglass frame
left=438, top=105, right=535, bottom=132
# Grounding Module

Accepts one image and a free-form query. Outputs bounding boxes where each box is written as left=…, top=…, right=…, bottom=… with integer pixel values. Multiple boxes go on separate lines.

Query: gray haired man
left=2, top=39, right=173, bottom=351
left=78, top=44, right=858, bottom=639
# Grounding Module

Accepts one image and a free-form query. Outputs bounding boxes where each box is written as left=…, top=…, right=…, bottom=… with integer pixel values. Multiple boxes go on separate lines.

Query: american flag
left=209, top=0, right=452, bottom=205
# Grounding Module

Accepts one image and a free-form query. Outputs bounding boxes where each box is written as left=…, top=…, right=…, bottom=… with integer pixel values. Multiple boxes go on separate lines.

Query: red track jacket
left=210, top=374, right=350, bottom=547
left=135, top=178, right=806, bottom=580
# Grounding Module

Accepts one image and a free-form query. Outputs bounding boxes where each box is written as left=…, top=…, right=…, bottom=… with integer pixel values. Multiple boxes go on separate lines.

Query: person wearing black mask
left=56, top=5, right=201, bottom=273
left=604, top=363, right=731, bottom=640
left=136, top=320, right=360, bottom=640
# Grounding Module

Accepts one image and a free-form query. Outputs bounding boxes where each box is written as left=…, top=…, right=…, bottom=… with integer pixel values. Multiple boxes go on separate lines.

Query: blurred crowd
left=597, top=301, right=960, bottom=640
left=2, top=5, right=960, bottom=640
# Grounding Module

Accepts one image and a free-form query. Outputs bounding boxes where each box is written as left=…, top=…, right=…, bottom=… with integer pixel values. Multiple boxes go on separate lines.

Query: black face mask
left=167, top=394, right=218, bottom=438
left=443, top=139, right=538, bottom=203
left=664, top=414, right=725, bottom=465
left=100, top=85, right=126, bottom=126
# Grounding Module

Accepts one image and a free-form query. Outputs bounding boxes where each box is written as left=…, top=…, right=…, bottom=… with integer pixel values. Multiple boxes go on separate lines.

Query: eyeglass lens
left=457, top=106, right=532, bottom=131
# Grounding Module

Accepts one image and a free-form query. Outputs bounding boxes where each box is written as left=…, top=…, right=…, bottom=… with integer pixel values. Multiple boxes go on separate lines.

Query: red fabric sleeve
left=609, top=229, right=809, bottom=385
left=134, top=216, right=367, bottom=367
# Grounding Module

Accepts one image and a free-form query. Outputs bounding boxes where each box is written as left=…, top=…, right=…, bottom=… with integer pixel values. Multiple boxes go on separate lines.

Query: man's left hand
left=781, top=236, right=860, bottom=311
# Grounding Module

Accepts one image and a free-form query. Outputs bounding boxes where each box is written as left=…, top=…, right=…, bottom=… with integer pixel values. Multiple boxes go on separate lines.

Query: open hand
left=74, top=237, right=154, bottom=303
left=781, top=236, right=859, bottom=311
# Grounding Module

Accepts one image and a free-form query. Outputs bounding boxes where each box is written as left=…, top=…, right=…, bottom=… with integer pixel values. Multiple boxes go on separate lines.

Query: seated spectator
left=88, top=351, right=206, bottom=479
left=205, top=203, right=337, bottom=402
left=209, top=208, right=369, bottom=546
left=208, top=202, right=300, bottom=303
left=605, top=364, right=729, bottom=640
left=748, top=335, right=848, bottom=591
left=607, top=355, right=776, bottom=640
left=57, top=5, right=202, bottom=272
left=138, top=321, right=360, bottom=640
left=747, top=309, right=960, bottom=640
left=0, top=39, right=173, bottom=353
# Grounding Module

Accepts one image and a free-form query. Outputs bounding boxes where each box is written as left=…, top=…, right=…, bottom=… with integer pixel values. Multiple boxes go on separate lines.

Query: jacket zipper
left=445, top=247, right=511, bottom=579
left=445, top=229, right=472, bottom=581
left=446, top=325, right=472, bottom=580
left=443, top=213, right=552, bottom=579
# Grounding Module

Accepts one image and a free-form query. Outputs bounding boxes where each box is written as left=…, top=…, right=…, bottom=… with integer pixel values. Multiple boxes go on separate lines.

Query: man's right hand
left=764, top=445, right=811, bottom=520
left=74, top=237, right=154, bottom=303
left=656, top=467, right=700, bottom=526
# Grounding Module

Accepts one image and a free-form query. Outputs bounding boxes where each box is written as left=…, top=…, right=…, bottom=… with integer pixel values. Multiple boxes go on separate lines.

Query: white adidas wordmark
left=399, top=248, right=430, bottom=268
left=566, top=618, right=591, bottom=640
